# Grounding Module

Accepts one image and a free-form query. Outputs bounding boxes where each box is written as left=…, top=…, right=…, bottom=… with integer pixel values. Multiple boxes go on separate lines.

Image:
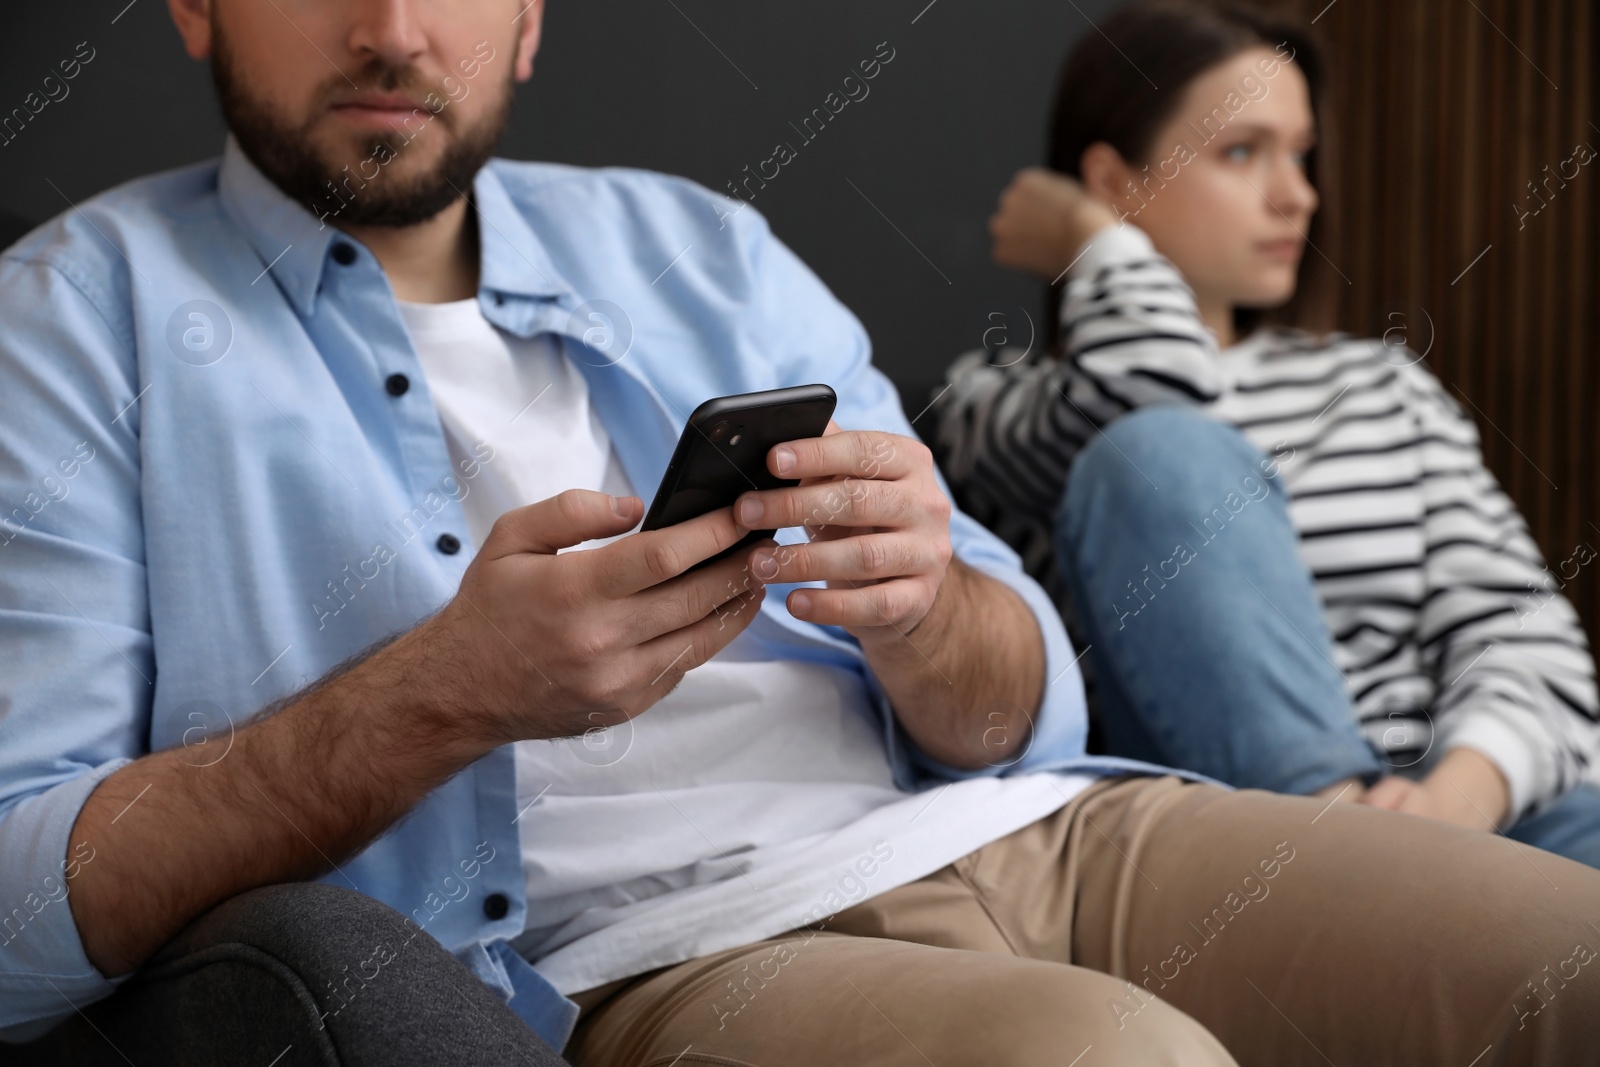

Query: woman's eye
left=1223, top=143, right=1254, bottom=162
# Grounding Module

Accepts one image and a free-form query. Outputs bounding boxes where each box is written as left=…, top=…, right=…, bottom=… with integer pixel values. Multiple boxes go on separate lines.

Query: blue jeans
left=1054, top=404, right=1600, bottom=870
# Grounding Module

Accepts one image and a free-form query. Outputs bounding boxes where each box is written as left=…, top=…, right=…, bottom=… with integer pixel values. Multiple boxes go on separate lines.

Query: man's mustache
left=319, top=62, right=456, bottom=120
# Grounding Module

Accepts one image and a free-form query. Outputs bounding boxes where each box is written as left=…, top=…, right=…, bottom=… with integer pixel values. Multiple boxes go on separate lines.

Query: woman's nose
left=1273, top=154, right=1320, bottom=219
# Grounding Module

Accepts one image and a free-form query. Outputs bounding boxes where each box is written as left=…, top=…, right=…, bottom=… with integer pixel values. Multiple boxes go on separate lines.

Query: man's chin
left=293, top=134, right=464, bottom=223
left=221, top=87, right=506, bottom=229
left=307, top=123, right=443, bottom=177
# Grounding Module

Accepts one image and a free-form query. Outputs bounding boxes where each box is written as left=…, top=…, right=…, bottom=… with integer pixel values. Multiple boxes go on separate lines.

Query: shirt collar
left=469, top=158, right=576, bottom=306
left=218, top=136, right=338, bottom=319
left=217, top=135, right=576, bottom=319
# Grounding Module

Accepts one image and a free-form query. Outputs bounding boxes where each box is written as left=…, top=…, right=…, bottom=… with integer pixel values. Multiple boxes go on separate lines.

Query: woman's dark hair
left=1044, top=0, right=1338, bottom=344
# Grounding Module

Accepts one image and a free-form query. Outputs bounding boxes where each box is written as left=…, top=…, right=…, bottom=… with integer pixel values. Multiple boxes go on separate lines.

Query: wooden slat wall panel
left=1265, top=0, right=1599, bottom=632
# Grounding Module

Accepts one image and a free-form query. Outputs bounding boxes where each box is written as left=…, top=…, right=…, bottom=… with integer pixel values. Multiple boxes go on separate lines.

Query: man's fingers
left=617, top=542, right=769, bottom=644
left=593, top=504, right=751, bottom=597
left=483, top=490, right=641, bottom=559
left=782, top=578, right=931, bottom=631
left=764, top=429, right=918, bottom=484
left=736, top=478, right=909, bottom=534
left=746, top=534, right=933, bottom=586
left=634, top=582, right=766, bottom=695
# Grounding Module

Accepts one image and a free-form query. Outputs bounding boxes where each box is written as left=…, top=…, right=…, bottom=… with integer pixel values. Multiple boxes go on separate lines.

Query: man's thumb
left=483, top=489, right=641, bottom=557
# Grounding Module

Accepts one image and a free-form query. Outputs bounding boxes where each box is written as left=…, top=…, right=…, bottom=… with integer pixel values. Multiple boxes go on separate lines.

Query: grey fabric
left=10, top=882, right=570, bottom=1066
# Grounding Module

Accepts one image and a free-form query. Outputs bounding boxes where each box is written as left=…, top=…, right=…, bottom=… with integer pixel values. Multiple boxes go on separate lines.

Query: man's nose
left=345, top=0, right=429, bottom=69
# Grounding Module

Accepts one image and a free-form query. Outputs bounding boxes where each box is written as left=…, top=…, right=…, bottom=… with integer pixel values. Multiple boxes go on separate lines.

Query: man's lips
left=329, top=93, right=431, bottom=128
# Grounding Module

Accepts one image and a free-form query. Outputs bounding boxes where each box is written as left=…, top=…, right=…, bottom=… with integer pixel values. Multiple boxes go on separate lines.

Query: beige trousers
left=568, top=775, right=1600, bottom=1066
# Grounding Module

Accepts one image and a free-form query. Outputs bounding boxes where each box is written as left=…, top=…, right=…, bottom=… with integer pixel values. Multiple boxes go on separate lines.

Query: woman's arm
left=1398, top=364, right=1600, bottom=827
left=932, top=169, right=1223, bottom=526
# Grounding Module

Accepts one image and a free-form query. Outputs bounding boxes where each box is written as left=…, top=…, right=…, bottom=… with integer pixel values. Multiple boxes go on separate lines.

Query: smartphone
left=642, top=384, right=838, bottom=568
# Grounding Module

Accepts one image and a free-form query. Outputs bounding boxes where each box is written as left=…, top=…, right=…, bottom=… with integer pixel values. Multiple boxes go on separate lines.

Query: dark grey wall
left=0, top=0, right=1115, bottom=407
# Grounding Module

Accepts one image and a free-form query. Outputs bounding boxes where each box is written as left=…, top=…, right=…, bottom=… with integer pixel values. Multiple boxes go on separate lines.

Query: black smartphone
left=642, top=384, right=838, bottom=568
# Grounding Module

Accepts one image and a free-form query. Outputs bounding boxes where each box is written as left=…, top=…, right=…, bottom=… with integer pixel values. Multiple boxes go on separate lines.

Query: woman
left=933, top=0, right=1600, bottom=866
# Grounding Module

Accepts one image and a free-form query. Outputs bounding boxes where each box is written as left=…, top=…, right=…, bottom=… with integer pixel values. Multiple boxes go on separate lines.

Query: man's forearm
left=859, top=560, right=1046, bottom=770
left=67, top=621, right=488, bottom=977
left=64, top=486, right=770, bottom=978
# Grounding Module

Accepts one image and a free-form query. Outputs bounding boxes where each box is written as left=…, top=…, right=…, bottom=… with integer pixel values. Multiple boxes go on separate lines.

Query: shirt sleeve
left=728, top=199, right=1090, bottom=790
left=0, top=248, right=151, bottom=1040
left=1403, top=362, right=1600, bottom=824
left=931, top=223, right=1221, bottom=526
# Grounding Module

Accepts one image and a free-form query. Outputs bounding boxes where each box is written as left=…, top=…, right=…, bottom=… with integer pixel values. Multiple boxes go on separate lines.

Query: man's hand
left=69, top=488, right=766, bottom=977
left=731, top=423, right=951, bottom=644
left=730, top=424, right=1046, bottom=769
left=1360, top=748, right=1512, bottom=832
left=989, top=167, right=1118, bottom=280
left=426, top=489, right=767, bottom=748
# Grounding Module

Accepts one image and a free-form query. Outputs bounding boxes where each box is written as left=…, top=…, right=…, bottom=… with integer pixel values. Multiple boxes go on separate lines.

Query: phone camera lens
left=711, top=422, right=730, bottom=441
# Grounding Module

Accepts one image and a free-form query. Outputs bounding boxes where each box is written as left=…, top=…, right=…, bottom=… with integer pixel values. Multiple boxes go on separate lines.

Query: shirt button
left=482, top=893, right=509, bottom=920
left=384, top=373, right=410, bottom=397
left=331, top=242, right=357, bottom=265
left=436, top=533, right=462, bottom=555
left=493, top=293, right=505, bottom=306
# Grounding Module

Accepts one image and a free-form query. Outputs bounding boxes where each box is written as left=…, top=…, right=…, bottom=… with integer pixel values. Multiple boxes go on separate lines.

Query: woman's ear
left=1079, top=142, right=1131, bottom=210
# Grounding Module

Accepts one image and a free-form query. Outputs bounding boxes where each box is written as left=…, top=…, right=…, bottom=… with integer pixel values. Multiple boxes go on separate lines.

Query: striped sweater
left=932, top=224, right=1599, bottom=823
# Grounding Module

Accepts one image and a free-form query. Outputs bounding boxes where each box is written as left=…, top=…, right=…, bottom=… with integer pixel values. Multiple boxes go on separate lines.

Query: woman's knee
left=1506, top=782, right=1600, bottom=869
left=1059, top=406, right=1273, bottom=535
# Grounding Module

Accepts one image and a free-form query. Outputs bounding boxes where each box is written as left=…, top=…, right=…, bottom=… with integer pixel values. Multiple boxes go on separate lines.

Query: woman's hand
left=1359, top=748, right=1512, bottom=832
left=989, top=167, right=1119, bottom=280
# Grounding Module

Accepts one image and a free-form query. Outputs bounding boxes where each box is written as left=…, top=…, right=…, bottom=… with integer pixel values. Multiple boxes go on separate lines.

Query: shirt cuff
left=0, top=758, right=133, bottom=1043
left=897, top=551, right=1089, bottom=786
left=1067, top=222, right=1158, bottom=283
left=1438, top=709, right=1552, bottom=826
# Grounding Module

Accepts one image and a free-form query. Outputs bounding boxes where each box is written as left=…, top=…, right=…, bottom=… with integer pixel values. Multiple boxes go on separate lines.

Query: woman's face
left=1095, top=47, right=1320, bottom=314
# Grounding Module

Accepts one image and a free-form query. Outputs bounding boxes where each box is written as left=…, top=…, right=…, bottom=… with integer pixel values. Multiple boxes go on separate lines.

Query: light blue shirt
left=0, top=138, right=1202, bottom=1048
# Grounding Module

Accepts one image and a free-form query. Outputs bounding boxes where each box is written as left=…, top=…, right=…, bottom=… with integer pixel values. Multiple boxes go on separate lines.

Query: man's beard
left=211, top=29, right=511, bottom=228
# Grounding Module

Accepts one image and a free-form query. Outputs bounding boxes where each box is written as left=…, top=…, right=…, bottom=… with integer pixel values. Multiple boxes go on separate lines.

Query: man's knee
left=151, top=882, right=471, bottom=1035
left=107, top=882, right=568, bottom=1066
left=980, top=965, right=1238, bottom=1066
left=155, top=881, right=418, bottom=975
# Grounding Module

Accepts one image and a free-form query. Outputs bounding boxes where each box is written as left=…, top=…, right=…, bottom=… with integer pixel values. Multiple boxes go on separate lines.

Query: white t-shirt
left=400, top=298, right=1097, bottom=995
